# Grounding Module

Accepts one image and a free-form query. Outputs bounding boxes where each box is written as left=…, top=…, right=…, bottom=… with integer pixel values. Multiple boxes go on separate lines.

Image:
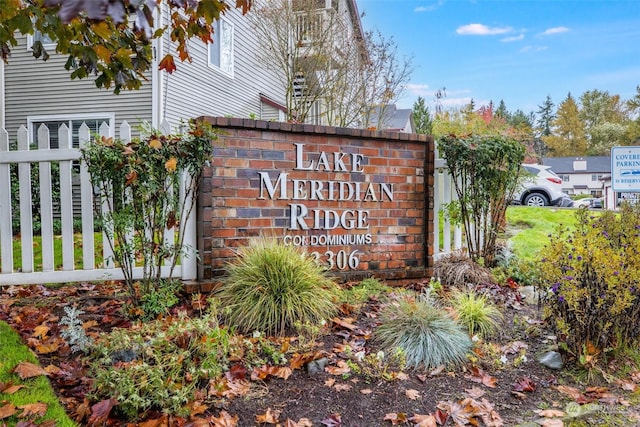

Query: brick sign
left=197, top=117, right=434, bottom=282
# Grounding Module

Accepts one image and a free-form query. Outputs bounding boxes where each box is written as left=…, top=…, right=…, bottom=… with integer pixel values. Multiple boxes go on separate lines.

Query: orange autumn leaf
left=13, top=362, right=49, bottom=379
left=210, top=410, right=239, bottom=427
left=0, top=403, right=17, bottom=420
left=165, top=157, right=178, bottom=172
left=255, top=408, right=280, bottom=424
left=1, top=383, right=25, bottom=394
left=35, top=340, right=60, bottom=355
left=406, top=389, right=421, bottom=400
left=409, top=413, right=438, bottom=427
left=383, top=412, right=408, bottom=425
left=126, top=169, right=138, bottom=186
left=159, top=54, right=177, bottom=73
left=149, top=138, right=162, bottom=149
left=325, top=360, right=351, bottom=375
left=33, top=325, right=50, bottom=339
left=18, top=402, right=48, bottom=418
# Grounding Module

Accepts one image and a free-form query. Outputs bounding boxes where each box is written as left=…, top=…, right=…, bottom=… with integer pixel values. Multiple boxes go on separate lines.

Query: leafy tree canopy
left=0, top=0, right=252, bottom=93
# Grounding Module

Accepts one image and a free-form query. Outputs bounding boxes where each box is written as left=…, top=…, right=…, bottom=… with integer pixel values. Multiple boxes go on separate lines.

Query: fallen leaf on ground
left=409, top=413, right=437, bottom=427
left=88, top=398, right=117, bottom=425
left=13, top=362, right=49, bottom=379
left=500, top=341, right=528, bottom=354
left=1, top=383, right=25, bottom=394
left=464, top=366, right=497, bottom=388
left=35, top=340, right=60, bottom=354
left=556, top=385, right=583, bottom=400
left=333, top=383, right=352, bottom=392
left=332, top=317, right=357, bottom=331
left=33, top=325, right=50, bottom=339
left=0, top=403, right=17, bottom=420
left=536, top=409, right=565, bottom=417
left=465, top=386, right=486, bottom=399
left=284, top=418, right=313, bottom=427
left=18, top=402, right=48, bottom=418
left=210, top=410, right=239, bottom=427
left=325, top=360, right=351, bottom=375
left=360, top=388, right=373, bottom=395
left=321, top=413, right=342, bottom=427
left=255, top=408, right=280, bottom=424
left=406, top=389, right=421, bottom=400
left=383, top=412, right=408, bottom=425
left=513, top=377, right=536, bottom=392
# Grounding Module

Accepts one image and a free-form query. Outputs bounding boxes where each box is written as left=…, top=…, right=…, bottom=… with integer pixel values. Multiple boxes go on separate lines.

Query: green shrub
left=89, top=311, right=235, bottom=419
left=450, top=290, right=503, bottom=338
left=539, top=205, right=640, bottom=363
left=374, top=293, right=472, bottom=369
left=138, top=278, right=181, bottom=320
left=216, top=238, right=338, bottom=336
left=81, top=120, right=216, bottom=309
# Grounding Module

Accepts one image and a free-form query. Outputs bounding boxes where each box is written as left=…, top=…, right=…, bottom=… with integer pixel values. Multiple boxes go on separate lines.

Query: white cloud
left=501, top=34, right=525, bottom=42
left=539, top=26, right=569, bottom=36
left=415, top=0, right=444, bottom=13
left=519, top=45, right=549, bottom=53
left=456, top=23, right=513, bottom=36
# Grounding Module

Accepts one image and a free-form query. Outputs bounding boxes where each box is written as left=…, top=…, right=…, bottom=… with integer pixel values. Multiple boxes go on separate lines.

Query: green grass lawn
left=0, top=321, right=77, bottom=426
left=2, top=233, right=103, bottom=272
left=505, top=206, right=585, bottom=261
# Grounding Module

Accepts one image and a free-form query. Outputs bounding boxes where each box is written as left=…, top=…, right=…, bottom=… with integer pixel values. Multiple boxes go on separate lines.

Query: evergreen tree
left=536, top=95, right=555, bottom=137
left=412, top=96, right=433, bottom=134
left=542, top=93, right=587, bottom=156
left=495, top=100, right=508, bottom=120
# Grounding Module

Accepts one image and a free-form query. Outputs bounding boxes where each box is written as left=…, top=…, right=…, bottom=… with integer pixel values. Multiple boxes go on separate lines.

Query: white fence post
left=58, top=124, right=75, bottom=270
left=17, top=126, right=34, bottom=273
left=37, top=124, right=55, bottom=272
left=0, top=128, right=13, bottom=274
left=78, top=123, right=96, bottom=270
left=433, top=144, right=463, bottom=259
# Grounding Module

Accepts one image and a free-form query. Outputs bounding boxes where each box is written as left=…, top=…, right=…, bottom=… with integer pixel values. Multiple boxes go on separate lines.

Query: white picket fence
left=433, top=145, right=463, bottom=259
left=0, top=121, right=197, bottom=286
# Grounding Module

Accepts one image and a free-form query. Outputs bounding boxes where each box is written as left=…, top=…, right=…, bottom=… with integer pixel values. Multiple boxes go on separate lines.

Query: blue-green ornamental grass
left=374, top=293, right=472, bottom=369
left=216, top=238, right=338, bottom=336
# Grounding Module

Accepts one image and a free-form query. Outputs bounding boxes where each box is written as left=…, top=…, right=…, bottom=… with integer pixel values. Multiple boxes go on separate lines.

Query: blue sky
left=358, top=0, right=640, bottom=116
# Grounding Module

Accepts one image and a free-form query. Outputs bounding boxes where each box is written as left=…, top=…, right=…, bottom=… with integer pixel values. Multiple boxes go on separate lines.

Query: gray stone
left=306, top=357, right=328, bottom=375
left=538, top=351, right=563, bottom=370
left=519, top=286, right=537, bottom=305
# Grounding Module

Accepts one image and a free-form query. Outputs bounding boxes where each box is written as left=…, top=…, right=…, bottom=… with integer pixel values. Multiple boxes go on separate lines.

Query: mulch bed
left=1, top=280, right=639, bottom=426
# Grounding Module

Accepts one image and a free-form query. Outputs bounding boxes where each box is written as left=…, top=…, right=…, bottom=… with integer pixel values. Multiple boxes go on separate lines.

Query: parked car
left=574, top=198, right=595, bottom=208
left=513, top=164, right=573, bottom=207
left=590, top=198, right=603, bottom=209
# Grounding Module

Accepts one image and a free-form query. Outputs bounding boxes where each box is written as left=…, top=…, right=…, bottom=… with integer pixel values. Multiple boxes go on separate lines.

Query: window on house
left=29, top=115, right=114, bottom=149
left=559, top=174, right=570, bottom=182
left=208, top=18, right=234, bottom=76
left=27, top=30, right=56, bottom=51
left=591, top=174, right=603, bottom=181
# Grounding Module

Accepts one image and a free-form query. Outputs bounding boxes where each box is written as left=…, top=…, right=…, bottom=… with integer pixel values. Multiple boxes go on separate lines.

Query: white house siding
left=161, top=5, right=286, bottom=130
left=4, top=35, right=152, bottom=140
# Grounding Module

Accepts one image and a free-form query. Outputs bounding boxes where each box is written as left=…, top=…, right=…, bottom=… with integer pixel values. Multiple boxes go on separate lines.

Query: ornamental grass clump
left=216, top=238, right=338, bottom=336
left=450, top=289, right=503, bottom=338
left=539, top=205, right=640, bottom=364
left=374, top=293, right=472, bottom=369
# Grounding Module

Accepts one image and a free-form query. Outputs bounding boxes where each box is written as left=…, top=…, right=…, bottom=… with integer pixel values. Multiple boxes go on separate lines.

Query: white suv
left=513, top=164, right=573, bottom=207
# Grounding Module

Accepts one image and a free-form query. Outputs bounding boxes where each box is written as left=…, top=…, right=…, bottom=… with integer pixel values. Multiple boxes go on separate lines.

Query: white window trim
left=26, top=31, right=57, bottom=52
left=27, top=113, right=116, bottom=146
left=207, top=17, right=235, bottom=78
